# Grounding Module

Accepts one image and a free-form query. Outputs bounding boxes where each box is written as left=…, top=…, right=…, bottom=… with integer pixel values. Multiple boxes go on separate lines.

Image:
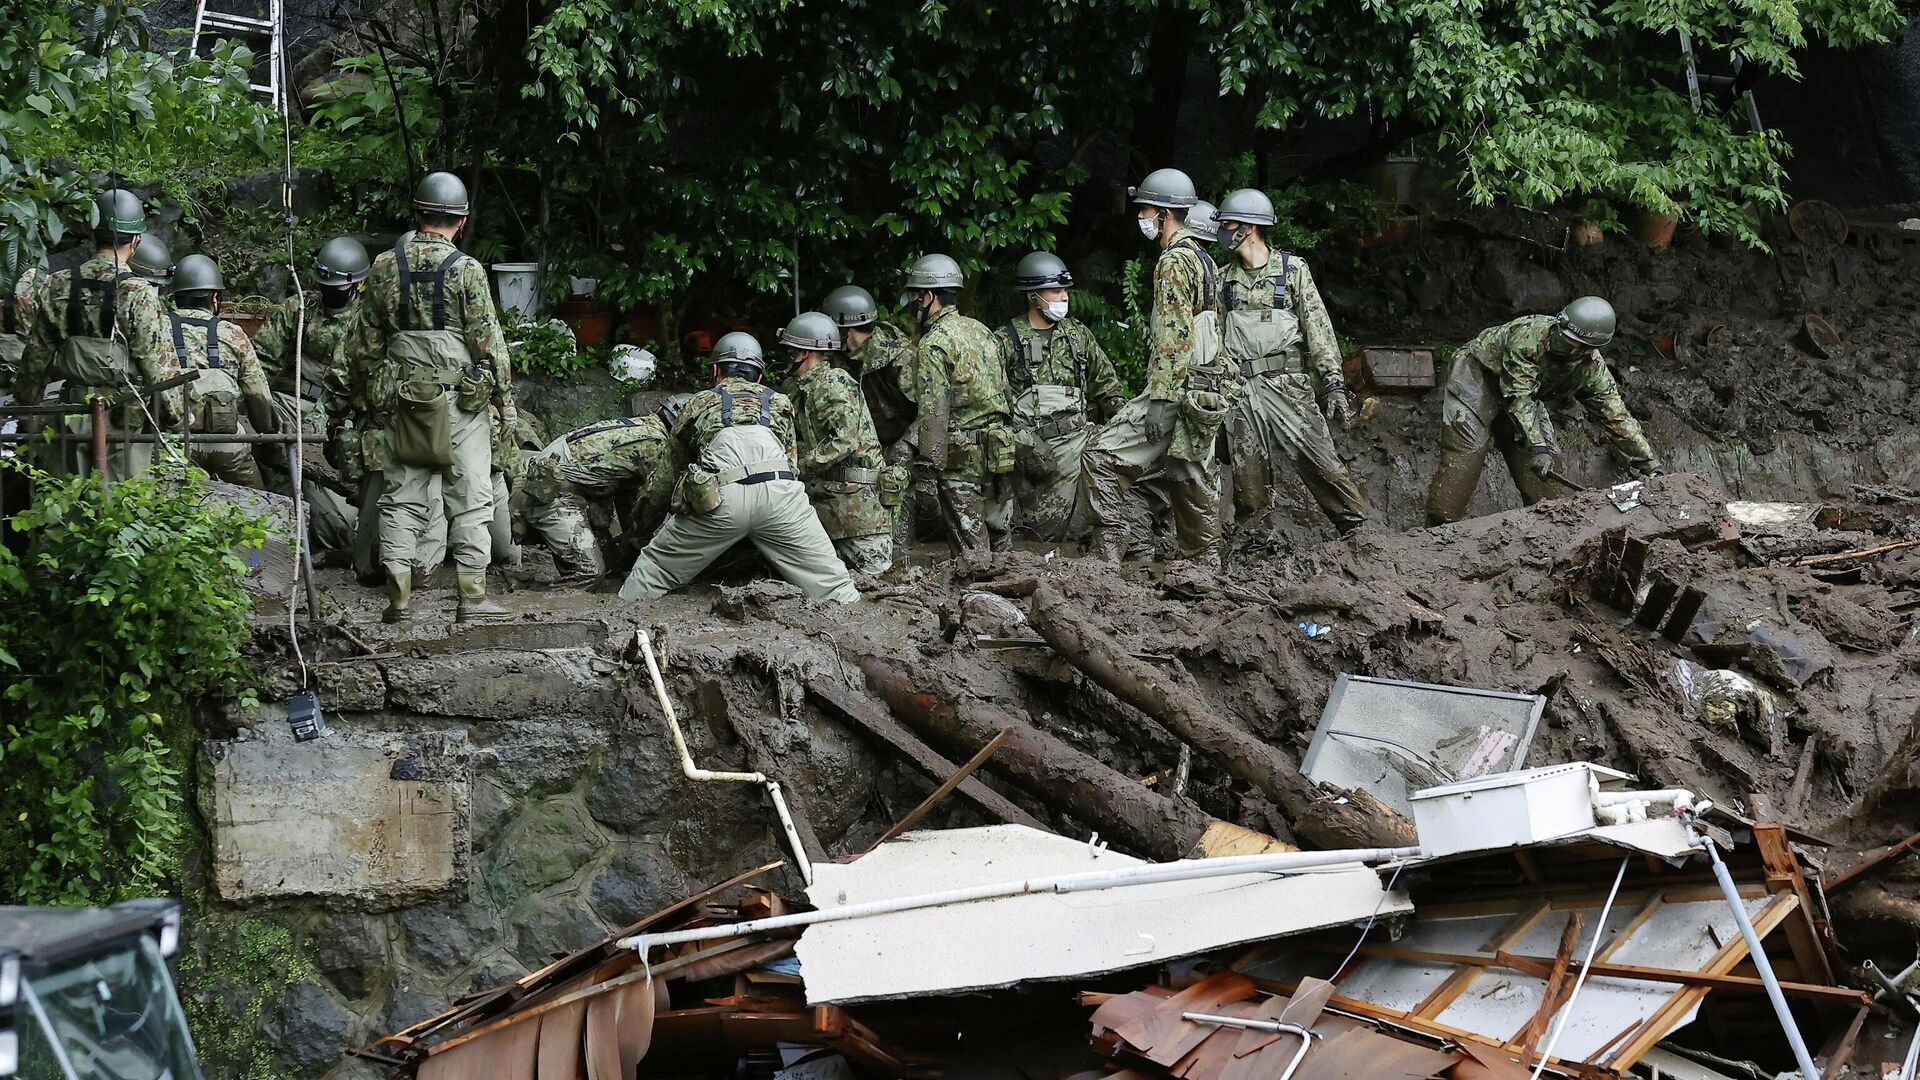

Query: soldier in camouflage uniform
left=342, top=172, right=515, bottom=623
left=2, top=265, right=47, bottom=396
left=780, top=311, right=893, bottom=576
left=272, top=388, right=357, bottom=548
left=1215, top=188, right=1368, bottom=534
left=162, top=254, right=281, bottom=488
left=127, top=236, right=174, bottom=292
left=905, top=254, right=1015, bottom=556
left=1082, top=169, right=1235, bottom=565
left=994, top=252, right=1125, bottom=541
left=1425, top=296, right=1660, bottom=525
left=517, top=395, right=684, bottom=580
left=618, top=334, right=858, bottom=603
left=825, top=284, right=919, bottom=564
left=24, top=189, right=181, bottom=479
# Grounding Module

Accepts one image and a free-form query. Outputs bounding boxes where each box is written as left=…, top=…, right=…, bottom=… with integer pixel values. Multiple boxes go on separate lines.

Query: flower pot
left=624, top=307, right=664, bottom=347
left=1372, top=156, right=1421, bottom=209
left=490, top=261, right=545, bottom=320
left=1570, top=221, right=1606, bottom=247
left=1627, top=204, right=1686, bottom=252
left=557, top=299, right=614, bottom=348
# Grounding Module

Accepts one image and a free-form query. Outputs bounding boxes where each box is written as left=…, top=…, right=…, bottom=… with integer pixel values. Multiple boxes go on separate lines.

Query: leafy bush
left=0, top=463, right=265, bottom=904
left=508, top=318, right=597, bottom=379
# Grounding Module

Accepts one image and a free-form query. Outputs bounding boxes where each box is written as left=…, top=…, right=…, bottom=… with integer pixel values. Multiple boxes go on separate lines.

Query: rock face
left=185, top=625, right=878, bottom=1079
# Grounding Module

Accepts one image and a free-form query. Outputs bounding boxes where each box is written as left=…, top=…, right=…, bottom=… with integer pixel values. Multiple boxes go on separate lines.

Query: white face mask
left=1137, top=215, right=1161, bottom=240
left=1042, top=298, right=1069, bottom=323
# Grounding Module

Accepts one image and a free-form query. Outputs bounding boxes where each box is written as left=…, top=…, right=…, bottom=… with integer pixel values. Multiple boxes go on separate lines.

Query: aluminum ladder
left=189, top=0, right=286, bottom=111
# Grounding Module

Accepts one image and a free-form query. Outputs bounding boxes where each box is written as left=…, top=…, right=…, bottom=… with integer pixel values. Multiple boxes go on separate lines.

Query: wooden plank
left=1818, top=1003, right=1869, bottom=1075
left=871, top=727, right=1015, bottom=848
left=1411, top=901, right=1549, bottom=1019
left=806, top=678, right=1049, bottom=832
left=1826, top=827, right=1920, bottom=895
left=1512, top=911, right=1584, bottom=1054
left=1753, top=822, right=1836, bottom=985
left=1607, top=892, right=1800, bottom=1071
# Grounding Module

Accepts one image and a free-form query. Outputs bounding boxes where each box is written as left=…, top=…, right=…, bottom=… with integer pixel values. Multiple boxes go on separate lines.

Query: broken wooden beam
left=806, top=678, right=1049, bottom=834
left=871, top=728, right=1015, bottom=847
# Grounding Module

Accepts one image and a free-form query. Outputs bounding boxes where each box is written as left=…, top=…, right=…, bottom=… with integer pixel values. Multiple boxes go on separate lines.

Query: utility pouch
left=983, top=423, right=1017, bottom=475
left=58, top=337, right=131, bottom=387
left=391, top=381, right=455, bottom=467
left=1170, top=388, right=1232, bottom=462
left=1014, top=427, right=1054, bottom=479
left=198, top=391, right=242, bottom=435
left=877, top=463, right=909, bottom=509
left=672, top=463, right=723, bottom=516
left=455, top=367, right=493, bottom=413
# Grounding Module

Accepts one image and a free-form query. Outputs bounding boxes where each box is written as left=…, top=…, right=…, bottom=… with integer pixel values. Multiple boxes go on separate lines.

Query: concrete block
left=210, top=730, right=470, bottom=906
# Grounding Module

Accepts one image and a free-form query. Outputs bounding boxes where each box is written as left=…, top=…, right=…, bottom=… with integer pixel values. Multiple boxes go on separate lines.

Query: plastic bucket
left=491, top=262, right=545, bottom=319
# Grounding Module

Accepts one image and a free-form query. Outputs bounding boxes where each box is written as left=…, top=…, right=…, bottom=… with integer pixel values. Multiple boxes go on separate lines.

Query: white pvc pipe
left=1592, top=788, right=1695, bottom=809
left=1701, top=837, right=1822, bottom=1079
left=635, top=629, right=815, bottom=885
left=618, top=846, right=1420, bottom=953
left=1529, top=856, right=1628, bottom=1080
left=1183, top=1014, right=1314, bottom=1080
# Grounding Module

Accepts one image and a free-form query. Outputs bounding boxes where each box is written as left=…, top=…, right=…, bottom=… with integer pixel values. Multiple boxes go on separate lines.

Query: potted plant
left=1626, top=196, right=1688, bottom=252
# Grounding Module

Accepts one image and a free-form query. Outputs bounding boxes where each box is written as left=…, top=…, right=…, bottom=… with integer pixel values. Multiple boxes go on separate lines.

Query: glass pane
left=29, top=936, right=202, bottom=1080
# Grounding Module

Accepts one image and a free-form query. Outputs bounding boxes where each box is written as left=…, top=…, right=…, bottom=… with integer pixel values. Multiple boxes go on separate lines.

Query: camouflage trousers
left=835, top=534, right=894, bottom=578
left=1012, top=421, right=1093, bottom=543
left=885, top=437, right=918, bottom=562
left=1221, top=373, right=1366, bottom=534
left=489, top=472, right=521, bottom=568
left=1425, top=358, right=1577, bottom=525
left=520, top=489, right=606, bottom=580
left=1080, top=396, right=1220, bottom=564
left=922, top=464, right=1012, bottom=556
left=378, top=400, right=493, bottom=575
left=618, top=476, right=859, bottom=603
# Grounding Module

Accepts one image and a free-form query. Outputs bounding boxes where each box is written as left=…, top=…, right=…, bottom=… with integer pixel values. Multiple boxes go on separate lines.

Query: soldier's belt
left=715, top=457, right=796, bottom=486
left=1236, top=355, right=1307, bottom=378
left=828, top=466, right=879, bottom=485
left=1024, top=414, right=1087, bottom=440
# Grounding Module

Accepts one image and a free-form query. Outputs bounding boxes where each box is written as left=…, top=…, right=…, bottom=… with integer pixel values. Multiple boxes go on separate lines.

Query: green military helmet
left=128, top=234, right=175, bottom=286
left=778, top=311, right=844, bottom=352
left=657, top=392, right=694, bottom=428
left=314, top=235, right=371, bottom=286
left=1187, top=200, right=1222, bottom=244
left=171, top=253, right=225, bottom=296
left=904, top=253, right=963, bottom=290
left=412, top=171, right=471, bottom=217
left=95, top=187, right=148, bottom=236
left=1558, top=295, right=1616, bottom=347
left=1013, top=251, right=1073, bottom=290
left=1217, top=188, right=1277, bottom=226
left=712, top=331, right=766, bottom=373
left=822, top=284, right=878, bottom=328
left=1128, top=168, right=1198, bottom=209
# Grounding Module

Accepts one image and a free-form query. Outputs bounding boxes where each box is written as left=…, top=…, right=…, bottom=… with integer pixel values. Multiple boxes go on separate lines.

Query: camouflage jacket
left=793, top=360, right=890, bottom=540
left=913, top=304, right=1010, bottom=474
left=993, top=316, right=1125, bottom=422
left=255, top=292, right=358, bottom=404
left=1220, top=251, right=1343, bottom=389
left=1144, top=230, right=1223, bottom=401
left=1468, top=314, right=1657, bottom=466
left=853, top=320, right=918, bottom=444
left=637, top=377, right=798, bottom=531
left=27, top=253, right=182, bottom=423
left=166, top=305, right=275, bottom=408
left=0, top=266, right=45, bottom=389
left=526, top=413, right=667, bottom=501
left=342, top=232, right=513, bottom=422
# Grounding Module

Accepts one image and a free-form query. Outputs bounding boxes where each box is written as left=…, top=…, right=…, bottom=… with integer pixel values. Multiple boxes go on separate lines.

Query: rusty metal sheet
left=535, top=1000, right=586, bottom=1080
left=1291, top=1026, right=1459, bottom=1080
left=420, top=1013, right=538, bottom=1080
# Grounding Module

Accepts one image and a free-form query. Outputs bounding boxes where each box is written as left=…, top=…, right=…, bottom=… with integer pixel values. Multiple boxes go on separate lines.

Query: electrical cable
left=276, top=37, right=313, bottom=690
left=1333, top=859, right=1408, bottom=979
left=1528, top=856, right=1630, bottom=1079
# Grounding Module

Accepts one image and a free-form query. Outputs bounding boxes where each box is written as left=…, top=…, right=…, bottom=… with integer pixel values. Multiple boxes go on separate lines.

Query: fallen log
left=853, top=651, right=1216, bottom=860
left=1028, top=580, right=1414, bottom=850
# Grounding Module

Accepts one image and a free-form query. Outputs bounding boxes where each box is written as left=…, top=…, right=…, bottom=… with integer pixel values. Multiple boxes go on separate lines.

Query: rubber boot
left=382, top=569, right=413, bottom=624
left=455, top=569, right=509, bottom=624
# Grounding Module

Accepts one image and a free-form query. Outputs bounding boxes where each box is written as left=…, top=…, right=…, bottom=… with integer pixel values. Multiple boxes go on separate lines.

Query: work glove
left=1144, top=398, right=1177, bottom=444
left=1528, top=446, right=1559, bottom=480
left=1321, top=381, right=1357, bottom=427
left=1629, top=457, right=1661, bottom=480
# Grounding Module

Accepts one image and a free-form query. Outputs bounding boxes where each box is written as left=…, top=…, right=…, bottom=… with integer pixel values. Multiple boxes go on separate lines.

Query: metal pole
left=91, top=398, right=108, bottom=482
left=1183, top=1015, right=1314, bottom=1080
left=1701, top=838, right=1822, bottom=1079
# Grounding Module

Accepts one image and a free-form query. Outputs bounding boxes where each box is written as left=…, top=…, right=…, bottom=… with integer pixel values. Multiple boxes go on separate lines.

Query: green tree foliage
left=0, top=464, right=265, bottom=904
